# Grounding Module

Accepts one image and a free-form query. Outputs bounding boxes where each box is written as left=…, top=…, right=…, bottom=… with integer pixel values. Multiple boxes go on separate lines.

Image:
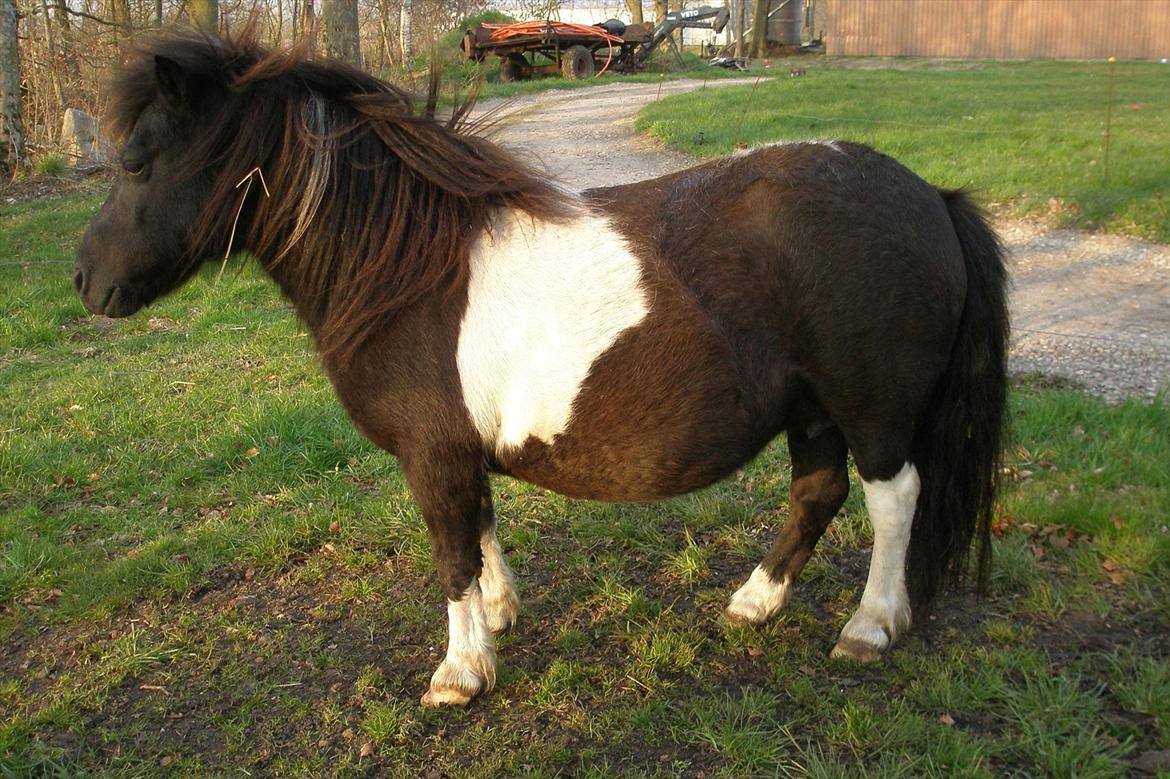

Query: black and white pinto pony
left=74, top=32, right=1009, bottom=706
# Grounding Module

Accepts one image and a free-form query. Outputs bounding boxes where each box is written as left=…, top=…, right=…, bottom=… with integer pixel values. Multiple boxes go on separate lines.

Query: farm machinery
left=460, top=6, right=731, bottom=80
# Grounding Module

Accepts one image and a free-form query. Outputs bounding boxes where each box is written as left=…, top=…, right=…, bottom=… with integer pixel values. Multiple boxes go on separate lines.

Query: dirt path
left=483, top=80, right=1169, bottom=403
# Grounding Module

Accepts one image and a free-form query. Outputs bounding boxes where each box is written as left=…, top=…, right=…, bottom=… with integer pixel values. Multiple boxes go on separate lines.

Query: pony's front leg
left=402, top=447, right=498, bottom=707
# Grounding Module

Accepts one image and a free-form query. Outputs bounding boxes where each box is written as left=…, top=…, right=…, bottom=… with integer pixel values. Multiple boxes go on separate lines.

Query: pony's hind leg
left=831, top=461, right=919, bottom=662
left=478, top=486, right=519, bottom=635
left=726, top=426, right=849, bottom=624
left=402, top=448, right=497, bottom=707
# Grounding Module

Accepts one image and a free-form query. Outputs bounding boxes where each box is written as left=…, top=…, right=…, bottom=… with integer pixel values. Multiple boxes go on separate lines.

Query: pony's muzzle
left=73, top=260, right=140, bottom=318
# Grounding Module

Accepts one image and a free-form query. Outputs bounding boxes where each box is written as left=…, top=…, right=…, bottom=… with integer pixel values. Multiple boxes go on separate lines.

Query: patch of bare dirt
left=0, top=170, right=111, bottom=205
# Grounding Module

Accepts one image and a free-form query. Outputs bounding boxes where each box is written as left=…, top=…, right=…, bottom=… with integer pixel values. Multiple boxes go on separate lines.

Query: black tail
left=907, top=190, right=1010, bottom=607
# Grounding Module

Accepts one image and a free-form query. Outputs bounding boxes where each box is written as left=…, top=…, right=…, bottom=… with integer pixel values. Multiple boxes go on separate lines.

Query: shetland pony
left=74, top=32, right=1008, bottom=706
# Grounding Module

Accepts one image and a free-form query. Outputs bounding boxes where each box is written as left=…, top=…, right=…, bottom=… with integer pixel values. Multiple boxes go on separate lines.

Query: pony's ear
left=154, top=55, right=189, bottom=110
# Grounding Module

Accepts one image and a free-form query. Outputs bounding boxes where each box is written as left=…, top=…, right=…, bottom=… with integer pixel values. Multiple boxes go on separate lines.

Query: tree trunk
left=0, top=0, right=25, bottom=171
left=320, top=0, right=359, bottom=66
left=376, top=3, right=389, bottom=71
left=750, top=0, right=769, bottom=58
left=735, top=0, right=745, bottom=57
left=653, top=0, right=667, bottom=25
left=189, top=0, right=217, bottom=32
left=398, top=0, right=411, bottom=69
left=115, top=0, right=130, bottom=30
left=303, top=0, right=317, bottom=52
left=42, top=0, right=66, bottom=113
left=626, top=0, right=642, bottom=25
left=52, top=0, right=68, bottom=30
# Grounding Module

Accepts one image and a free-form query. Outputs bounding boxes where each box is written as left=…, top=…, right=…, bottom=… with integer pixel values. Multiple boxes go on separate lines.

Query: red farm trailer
left=461, top=6, right=731, bottom=81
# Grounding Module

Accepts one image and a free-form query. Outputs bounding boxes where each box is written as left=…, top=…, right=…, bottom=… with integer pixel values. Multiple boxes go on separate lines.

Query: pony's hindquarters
left=831, top=189, right=1009, bottom=660
left=717, top=152, right=1008, bottom=659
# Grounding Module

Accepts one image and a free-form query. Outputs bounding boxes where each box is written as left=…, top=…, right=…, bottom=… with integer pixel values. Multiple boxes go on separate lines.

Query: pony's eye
left=122, top=160, right=146, bottom=176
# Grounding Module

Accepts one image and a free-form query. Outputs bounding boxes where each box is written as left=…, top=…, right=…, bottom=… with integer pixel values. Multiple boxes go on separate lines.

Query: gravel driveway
left=483, top=80, right=1169, bottom=403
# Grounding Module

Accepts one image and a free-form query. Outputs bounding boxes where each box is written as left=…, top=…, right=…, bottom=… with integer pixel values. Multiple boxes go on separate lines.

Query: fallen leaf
left=747, top=646, right=763, bottom=657
left=798, top=665, right=817, bottom=677
left=939, top=713, right=955, bottom=726
left=360, top=742, right=375, bottom=758
left=245, top=447, right=260, bottom=458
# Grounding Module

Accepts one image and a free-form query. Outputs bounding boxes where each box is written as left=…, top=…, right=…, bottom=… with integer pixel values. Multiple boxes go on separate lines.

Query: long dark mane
left=109, top=30, right=570, bottom=366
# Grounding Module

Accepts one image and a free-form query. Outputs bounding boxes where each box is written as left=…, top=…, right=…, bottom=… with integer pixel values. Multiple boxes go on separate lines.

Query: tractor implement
left=461, top=6, right=731, bottom=81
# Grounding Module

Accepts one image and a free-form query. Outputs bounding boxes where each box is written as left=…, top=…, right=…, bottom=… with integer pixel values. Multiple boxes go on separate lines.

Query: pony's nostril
left=73, top=269, right=85, bottom=292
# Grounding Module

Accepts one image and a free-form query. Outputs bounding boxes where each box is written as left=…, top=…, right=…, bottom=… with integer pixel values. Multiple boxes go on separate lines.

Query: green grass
left=32, top=154, right=68, bottom=179
left=636, top=59, right=1170, bottom=240
left=2, top=182, right=1168, bottom=774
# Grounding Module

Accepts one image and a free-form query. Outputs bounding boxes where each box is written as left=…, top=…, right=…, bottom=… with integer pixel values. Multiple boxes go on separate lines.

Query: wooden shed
left=824, top=0, right=1170, bottom=60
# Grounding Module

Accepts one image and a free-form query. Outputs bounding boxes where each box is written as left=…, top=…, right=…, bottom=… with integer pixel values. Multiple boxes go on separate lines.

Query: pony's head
left=74, top=41, right=242, bottom=317
left=75, top=31, right=571, bottom=364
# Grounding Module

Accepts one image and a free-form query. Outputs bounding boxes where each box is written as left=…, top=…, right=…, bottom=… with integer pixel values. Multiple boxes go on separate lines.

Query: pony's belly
left=491, top=364, right=764, bottom=503
left=495, top=427, right=756, bottom=503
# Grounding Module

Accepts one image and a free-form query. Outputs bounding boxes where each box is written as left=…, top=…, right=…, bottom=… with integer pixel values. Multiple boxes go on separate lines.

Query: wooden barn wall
left=825, top=0, right=1170, bottom=60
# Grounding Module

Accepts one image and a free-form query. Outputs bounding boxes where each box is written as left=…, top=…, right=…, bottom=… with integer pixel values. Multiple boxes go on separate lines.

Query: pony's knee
left=861, top=463, right=919, bottom=542
left=436, top=563, right=479, bottom=603
left=791, top=459, right=849, bottom=511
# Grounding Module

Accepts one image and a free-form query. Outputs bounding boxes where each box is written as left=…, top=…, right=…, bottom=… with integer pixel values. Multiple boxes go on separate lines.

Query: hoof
left=830, top=637, right=884, bottom=663
left=420, top=684, right=476, bottom=707
left=724, top=603, right=767, bottom=626
left=420, top=657, right=494, bottom=708
left=484, top=589, right=519, bottom=636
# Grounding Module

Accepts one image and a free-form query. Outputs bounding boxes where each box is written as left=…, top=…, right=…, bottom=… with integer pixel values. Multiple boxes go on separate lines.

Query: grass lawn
left=636, top=59, right=1170, bottom=241
left=1, top=182, right=1168, bottom=772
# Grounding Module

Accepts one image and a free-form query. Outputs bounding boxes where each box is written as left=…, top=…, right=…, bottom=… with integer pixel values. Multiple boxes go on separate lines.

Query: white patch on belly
left=457, top=208, right=649, bottom=451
